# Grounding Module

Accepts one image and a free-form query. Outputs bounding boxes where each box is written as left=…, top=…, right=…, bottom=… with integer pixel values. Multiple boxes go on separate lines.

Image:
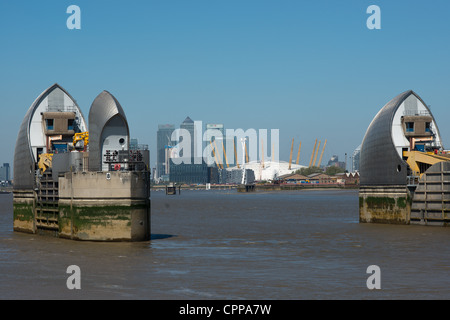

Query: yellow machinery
left=73, top=132, right=89, bottom=150
left=403, top=150, right=450, bottom=178
left=38, top=153, right=53, bottom=173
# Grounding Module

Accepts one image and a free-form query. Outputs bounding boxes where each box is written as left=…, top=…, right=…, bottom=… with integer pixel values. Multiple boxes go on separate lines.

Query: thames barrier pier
left=359, top=90, right=450, bottom=226
left=13, top=84, right=150, bottom=241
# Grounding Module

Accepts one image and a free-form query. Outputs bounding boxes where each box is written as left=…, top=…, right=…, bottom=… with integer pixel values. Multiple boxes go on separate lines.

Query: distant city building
left=165, top=116, right=211, bottom=184
left=0, top=163, right=10, bottom=182
left=179, top=116, right=195, bottom=161
left=217, top=168, right=255, bottom=184
left=162, top=145, right=176, bottom=181
left=204, top=123, right=235, bottom=168
left=156, top=124, right=175, bottom=181
left=169, top=159, right=211, bottom=184
left=205, top=124, right=224, bottom=164
left=327, top=155, right=346, bottom=170
left=151, top=167, right=156, bottom=181
left=352, top=144, right=361, bottom=172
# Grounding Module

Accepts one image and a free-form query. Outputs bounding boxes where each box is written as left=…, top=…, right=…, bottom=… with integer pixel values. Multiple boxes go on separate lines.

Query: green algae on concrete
left=13, top=202, right=35, bottom=233
left=58, top=203, right=149, bottom=241
left=13, top=202, right=34, bottom=222
left=359, top=186, right=411, bottom=225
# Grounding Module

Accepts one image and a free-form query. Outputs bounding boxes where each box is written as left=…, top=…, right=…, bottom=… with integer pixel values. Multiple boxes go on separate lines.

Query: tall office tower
left=205, top=123, right=228, bottom=167
left=352, top=144, right=361, bottom=172
left=179, top=116, right=195, bottom=162
left=0, top=163, right=10, bottom=182
left=156, top=124, right=175, bottom=180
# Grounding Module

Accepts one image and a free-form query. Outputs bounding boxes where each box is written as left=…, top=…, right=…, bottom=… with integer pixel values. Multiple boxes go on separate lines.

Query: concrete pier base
left=13, top=171, right=151, bottom=241
left=13, top=189, right=36, bottom=234
left=359, top=185, right=411, bottom=224
left=58, top=171, right=151, bottom=241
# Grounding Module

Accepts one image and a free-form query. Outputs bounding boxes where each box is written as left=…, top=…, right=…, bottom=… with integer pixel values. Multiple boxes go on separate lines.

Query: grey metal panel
left=13, top=108, right=35, bottom=190
left=404, top=94, right=418, bottom=115
left=51, top=153, right=70, bottom=182
left=411, top=161, right=450, bottom=225
left=48, top=88, right=65, bottom=111
left=13, top=83, right=87, bottom=190
left=51, top=152, right=84, bottom=181
left=360, top=90, right=440, bottom=186
left=88, top=91, right=129, bottom=171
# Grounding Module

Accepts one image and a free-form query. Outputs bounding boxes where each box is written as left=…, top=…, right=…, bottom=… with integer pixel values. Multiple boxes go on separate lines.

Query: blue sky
left=2, top=1, right=450, bottom=172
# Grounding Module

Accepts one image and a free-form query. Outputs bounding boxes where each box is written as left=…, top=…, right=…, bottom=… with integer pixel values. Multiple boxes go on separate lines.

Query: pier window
left=68, top=119, right=74, bottom=130
left=405, top=122, right=414, bottom=133
left=46, top=119, right=54, bottom=130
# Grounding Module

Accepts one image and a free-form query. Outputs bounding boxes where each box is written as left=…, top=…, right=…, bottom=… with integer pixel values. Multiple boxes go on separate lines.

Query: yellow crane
left=213, top=139, right=223, bottom=169
left=210, top=140, right=222, bottom=169
left=234, top=139, right=240, bottom=168
left=309, top=139, right=317, bottom=167
left=245, top=141, right=249, bottom=163
left=313, top=140, right=321, bottom=167
left=261, top=139, right=265, bottom=169
left=296, top=141, right=302, bottom=165
left=288, top=138, right=294, bottom=170
left=317, top=139, right=327, bottom=167
left=222, top=141, right=229, bottom=168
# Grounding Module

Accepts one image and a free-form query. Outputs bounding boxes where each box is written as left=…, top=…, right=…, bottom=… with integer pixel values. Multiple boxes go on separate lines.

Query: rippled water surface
left=0, top=189, right=449, bottom=299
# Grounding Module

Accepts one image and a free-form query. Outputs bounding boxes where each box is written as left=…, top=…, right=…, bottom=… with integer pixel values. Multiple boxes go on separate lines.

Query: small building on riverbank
left=277, top=173, right=309, bottom=183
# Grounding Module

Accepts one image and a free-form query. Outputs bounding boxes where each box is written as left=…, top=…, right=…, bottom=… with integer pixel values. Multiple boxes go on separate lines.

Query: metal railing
left=104, top=149, right=148, bottom=172
left=407, top=175, right=420, bottom=186
left=403, top=110, right=431, bottom=117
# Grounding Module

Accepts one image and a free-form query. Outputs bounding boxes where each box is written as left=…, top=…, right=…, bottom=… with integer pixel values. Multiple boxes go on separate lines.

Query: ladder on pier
left=35, top=171, right=59, bottom=233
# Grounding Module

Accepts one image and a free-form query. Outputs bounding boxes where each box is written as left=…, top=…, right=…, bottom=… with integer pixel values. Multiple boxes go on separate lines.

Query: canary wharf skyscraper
left=156, top=124, right=175, bottom=180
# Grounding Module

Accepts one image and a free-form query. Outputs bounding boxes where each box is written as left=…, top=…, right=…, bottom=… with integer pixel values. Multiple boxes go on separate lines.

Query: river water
left=0, top=189, right=449, bottom=300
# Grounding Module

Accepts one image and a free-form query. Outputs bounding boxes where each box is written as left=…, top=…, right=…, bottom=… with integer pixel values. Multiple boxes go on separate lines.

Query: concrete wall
left=59, top=171, right=149, bottom=200
left=359, top=186, right=411, bottom=224
left=12, top=189, right=36, bottom=233
left=58, top=171, right=150, bottom=241
left=42, top=111, right=76, bottom=135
